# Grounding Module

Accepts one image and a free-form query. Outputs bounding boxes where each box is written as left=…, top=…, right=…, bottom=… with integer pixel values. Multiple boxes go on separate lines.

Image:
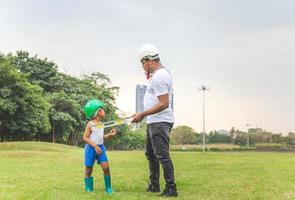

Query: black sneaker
left=159, top=187, right=178, bottom=197
left=146, top=184, right=160, bottom=192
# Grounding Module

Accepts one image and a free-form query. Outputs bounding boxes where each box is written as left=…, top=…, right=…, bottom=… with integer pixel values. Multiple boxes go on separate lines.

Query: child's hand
left=109, top=128, right=117, bottom=136
left=95, top=146, right=102, bottom=155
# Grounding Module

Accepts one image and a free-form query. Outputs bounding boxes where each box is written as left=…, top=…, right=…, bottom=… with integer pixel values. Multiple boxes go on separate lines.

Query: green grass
left=1, top=142, right=295, bottom=200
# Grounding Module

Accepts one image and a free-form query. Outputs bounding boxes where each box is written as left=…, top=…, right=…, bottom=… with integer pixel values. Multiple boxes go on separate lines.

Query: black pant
left=145, top=122, right=176, bottom=188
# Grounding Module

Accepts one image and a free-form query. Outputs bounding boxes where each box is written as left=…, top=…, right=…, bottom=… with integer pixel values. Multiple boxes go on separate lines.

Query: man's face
left=141, top=59, right=152, bottom=76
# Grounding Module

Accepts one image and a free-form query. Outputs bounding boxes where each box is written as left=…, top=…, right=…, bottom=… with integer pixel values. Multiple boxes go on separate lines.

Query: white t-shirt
left=89, top=121, right=104, bottom=145
left=143, top=67, right=174, bottom=124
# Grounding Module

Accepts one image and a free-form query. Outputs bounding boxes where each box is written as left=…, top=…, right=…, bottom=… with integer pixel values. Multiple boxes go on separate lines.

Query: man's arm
left=132, top=93, right=169, bottom=123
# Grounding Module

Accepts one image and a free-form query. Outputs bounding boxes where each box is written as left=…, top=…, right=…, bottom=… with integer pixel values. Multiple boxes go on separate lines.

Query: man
left=132, top=44, right=177, bottom=197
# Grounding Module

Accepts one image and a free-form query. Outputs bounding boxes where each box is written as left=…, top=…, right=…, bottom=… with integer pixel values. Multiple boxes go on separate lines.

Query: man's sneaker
left=146, top=184, right=160, bottom=192
left=159, top=187, right=178, bottom=197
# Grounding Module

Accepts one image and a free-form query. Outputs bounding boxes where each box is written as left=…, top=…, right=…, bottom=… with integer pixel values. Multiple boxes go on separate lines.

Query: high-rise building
left=136, top=84, right=174, bottom=112
left=171, top=93, right=174, bottom=111
left=136, top=84, right=147, bottom=113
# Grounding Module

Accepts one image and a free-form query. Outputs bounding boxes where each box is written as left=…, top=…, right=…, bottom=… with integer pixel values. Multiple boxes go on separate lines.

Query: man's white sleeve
left=153, top=75, right=169, bottom=97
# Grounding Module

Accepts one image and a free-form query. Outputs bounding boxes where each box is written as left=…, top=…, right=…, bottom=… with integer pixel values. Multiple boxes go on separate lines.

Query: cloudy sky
left=1, top=0, right=294, bottom=133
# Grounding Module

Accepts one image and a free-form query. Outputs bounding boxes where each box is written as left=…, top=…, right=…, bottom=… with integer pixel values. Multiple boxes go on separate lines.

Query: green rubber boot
left=104, top=175, right=113, bottom=194
left=84, top=177, right=93, bottom=192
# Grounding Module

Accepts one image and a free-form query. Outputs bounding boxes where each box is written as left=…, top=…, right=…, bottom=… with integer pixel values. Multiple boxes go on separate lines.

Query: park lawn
left=1, top=142, right=295, bottom=200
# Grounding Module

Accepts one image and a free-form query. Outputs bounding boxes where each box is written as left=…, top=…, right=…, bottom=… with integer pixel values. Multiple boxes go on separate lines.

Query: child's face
left=97, top=108, right=105, bottom=118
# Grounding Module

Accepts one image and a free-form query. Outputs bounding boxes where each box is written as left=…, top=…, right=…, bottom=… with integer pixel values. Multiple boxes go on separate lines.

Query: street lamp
left=246, top=123, right=251, bottom=148
left=198, top=85, right=210, bottom=152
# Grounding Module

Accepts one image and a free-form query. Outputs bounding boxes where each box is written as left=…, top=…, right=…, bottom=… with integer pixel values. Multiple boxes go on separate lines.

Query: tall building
left=136, top=84, right=147, bottom=113
left=136, top=84, right=174, bottom=112
left=171, top=93, right=174, bottom=111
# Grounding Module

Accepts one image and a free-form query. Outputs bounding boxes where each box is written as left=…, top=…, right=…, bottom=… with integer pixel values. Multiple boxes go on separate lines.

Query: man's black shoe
left=146, top=184, right=160, bottom=192
left=159, top=187, right=178, bottom=197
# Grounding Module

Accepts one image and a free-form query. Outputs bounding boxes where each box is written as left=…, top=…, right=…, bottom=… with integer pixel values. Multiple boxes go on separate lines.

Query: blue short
left=84, top=144, right=108, bottom=167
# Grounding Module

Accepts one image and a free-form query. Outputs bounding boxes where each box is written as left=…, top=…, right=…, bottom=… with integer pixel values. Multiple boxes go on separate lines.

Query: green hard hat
left=84, top=99, right=105, bottom=119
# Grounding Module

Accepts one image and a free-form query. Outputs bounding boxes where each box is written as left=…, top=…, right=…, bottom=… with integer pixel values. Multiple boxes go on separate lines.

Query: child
left=83, top=99, right=117, bottom=194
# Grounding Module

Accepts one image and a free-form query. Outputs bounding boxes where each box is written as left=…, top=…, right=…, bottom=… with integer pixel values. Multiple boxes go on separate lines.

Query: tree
left=10, top=51, right=62, bottom=93
left=208, top=131, right=232, bottom=143
left=253, top=131, right=272, bottom=144
left=287, top=132, right=295, bottom=145
left=47, top=92, right=85, bottom=143
left=1, top=50, right=124, bottom=145
left=232, top=130, right=247, bottom=146
left=0, top=54, right=50, bottom=141
left=272, top=133, right=285, bottom=144
left=104, top=124, right=146, bottom=150
left=170, top=126, right=198, bottom=145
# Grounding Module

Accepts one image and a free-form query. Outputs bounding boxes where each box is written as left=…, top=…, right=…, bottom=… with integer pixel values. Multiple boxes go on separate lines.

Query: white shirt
left=89, top=121, right=104, bottom=145
left=144, top=67, right=174, bottom=124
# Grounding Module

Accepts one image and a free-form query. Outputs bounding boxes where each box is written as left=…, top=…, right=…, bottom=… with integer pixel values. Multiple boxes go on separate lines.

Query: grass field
left=1, top=142, right=295, bottom=200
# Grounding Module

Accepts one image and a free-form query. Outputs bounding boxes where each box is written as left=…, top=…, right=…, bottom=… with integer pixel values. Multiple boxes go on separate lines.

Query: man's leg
left=145, top=124, right=160, bottom=192
left=149, top=122, right=177, bottom=197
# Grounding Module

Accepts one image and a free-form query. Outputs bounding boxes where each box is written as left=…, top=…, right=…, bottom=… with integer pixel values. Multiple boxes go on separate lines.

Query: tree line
left=170, top=126, right=295, bottom=146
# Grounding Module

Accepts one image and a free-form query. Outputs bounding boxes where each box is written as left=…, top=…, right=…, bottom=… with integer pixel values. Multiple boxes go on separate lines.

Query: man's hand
left=109, top=128, right=117, bottom=136
left=131, top=94, right=169, bottom=123
left=131, top=112, right=145, bottom=123
left=95, top=146, right=102, bottom=155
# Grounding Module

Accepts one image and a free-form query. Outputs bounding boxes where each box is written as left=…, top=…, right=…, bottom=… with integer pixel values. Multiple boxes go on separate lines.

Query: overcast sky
left=1, top=0, right=294, bottom=133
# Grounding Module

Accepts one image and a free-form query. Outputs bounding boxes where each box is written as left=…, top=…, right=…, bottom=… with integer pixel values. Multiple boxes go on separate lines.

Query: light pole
left=198, top=85, right=210, bottom=153
left=246, top=123, right=251, bottom=148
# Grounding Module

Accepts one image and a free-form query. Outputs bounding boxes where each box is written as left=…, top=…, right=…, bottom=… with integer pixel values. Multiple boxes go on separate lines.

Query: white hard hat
left=138, top=44, right=160, bottom=61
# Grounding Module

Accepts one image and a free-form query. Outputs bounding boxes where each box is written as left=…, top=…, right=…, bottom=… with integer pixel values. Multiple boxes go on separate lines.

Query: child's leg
left=84, top=166, right=94, bottom=192
left=85, top=166, right=93, bottom=177
left=100, top=162, right=113, bottom=194
left=100, top=162, right=110, bottom=176
left=84, top=144, right=96, bottom=178
left=84, top=143, right=95, bottom=192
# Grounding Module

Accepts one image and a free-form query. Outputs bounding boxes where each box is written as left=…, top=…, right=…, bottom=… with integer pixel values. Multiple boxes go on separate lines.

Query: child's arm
left=83, top=123, right=102, bottom=154
left=104, top=128, right=117, bottom=140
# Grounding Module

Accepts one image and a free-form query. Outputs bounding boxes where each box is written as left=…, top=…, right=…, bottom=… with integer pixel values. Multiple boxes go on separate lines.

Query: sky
left=1, top=0, right=294, bottom=134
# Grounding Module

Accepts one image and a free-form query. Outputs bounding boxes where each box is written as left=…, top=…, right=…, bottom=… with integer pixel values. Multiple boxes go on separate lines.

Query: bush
left=255, top=143, right=284, bottom=148
left=255, top=143, right=295, bottom=152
